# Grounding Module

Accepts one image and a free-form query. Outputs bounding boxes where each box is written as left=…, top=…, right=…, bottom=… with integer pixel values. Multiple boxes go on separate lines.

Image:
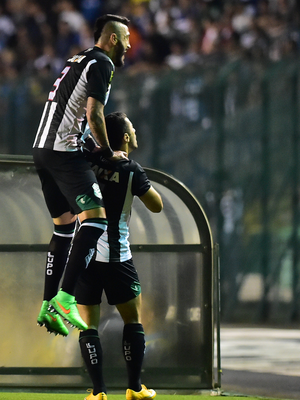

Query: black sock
left=61, top=218, right=107, bottom=295
left=79, top=329, right=106, bottom=395
left=123, top=323, right=145, bottom=391
left=43, top=222, right=75, bottom=301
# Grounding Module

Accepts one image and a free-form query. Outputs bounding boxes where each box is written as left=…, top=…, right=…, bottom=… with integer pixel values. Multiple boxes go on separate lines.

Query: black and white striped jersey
left=33, top=47, right=114, bottom=152
left=87, top=155, right=151, bottom=263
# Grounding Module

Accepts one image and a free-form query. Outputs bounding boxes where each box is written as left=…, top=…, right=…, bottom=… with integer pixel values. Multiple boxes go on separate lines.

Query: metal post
left=213, top=243, right=222, bottom=388
left=214, top=74, right=226, bottom=319
left=290, top=67, right=300, bottom=321
left=260, top=76, right=271, bottom=322
left=214, top=61, right=240, bottom=321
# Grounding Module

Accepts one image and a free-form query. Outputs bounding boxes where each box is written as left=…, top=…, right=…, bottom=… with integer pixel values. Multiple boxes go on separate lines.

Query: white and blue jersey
left=86, top=153, right=151, bottom=263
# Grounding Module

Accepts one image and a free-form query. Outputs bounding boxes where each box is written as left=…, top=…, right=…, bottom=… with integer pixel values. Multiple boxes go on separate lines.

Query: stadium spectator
left=80, top=0, right=102, bottom=28
left=54, top=0, right=86, bottom=33
left=55, top=19, right=80, bottom=59
left=0, top=5, right=16, bottom=51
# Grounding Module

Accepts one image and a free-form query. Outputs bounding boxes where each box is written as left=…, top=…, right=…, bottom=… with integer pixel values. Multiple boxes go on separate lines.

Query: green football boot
left=37, top=300, right=69, bottom=336
left=49, top=289, right=88, bottom=331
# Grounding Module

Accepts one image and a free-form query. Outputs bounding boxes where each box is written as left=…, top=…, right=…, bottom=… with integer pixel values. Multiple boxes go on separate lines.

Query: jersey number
left=48, top=66, right=71, bottom=101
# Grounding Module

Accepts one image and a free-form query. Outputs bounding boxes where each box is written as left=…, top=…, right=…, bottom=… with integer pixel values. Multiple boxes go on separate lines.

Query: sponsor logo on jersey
left=67, top=54, right=87, bottom=63
left=92, top=166, right=120, bottom=183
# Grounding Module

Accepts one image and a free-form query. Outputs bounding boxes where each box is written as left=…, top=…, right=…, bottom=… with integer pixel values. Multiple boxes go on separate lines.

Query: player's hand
left=66, top=134, right=81, bottom=149
left=89, top=147, right=128, bottom=160
left=109, top=150, right=128, bottom=160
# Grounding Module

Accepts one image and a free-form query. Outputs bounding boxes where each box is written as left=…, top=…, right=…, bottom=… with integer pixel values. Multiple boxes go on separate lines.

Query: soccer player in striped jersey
left=76, top=111, right=162, bottom=400
left=34, top=14, right=131, bottom=334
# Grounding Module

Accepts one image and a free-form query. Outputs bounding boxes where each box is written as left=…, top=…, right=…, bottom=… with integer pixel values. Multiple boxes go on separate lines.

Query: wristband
left=100, top=146, right=114, bottom=159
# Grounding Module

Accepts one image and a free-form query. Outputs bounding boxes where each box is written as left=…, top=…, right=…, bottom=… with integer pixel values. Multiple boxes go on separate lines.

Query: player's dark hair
left=94, top=14, right=130, bottom=43
left=105, top=112, right=128, bottom=150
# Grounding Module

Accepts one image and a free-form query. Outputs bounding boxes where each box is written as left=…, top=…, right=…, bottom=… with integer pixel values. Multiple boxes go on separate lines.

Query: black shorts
left=75, top=258, right=141, bottom=305
left=33, top=148, right=104, bottom=217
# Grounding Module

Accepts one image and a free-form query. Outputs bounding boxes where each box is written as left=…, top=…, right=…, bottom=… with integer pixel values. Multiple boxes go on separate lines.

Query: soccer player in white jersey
left=34, top=15, right=131, bottom=333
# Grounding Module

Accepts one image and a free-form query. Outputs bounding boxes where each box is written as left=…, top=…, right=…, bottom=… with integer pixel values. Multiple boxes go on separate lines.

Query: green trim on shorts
left=76, top=182, right=103, bottom=211
left=131, top=281, right=141, bottom=297
left=76, top=194, right=102, bottom=211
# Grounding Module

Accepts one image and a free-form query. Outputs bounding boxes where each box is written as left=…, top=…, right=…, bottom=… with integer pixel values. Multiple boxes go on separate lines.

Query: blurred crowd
left=0, top=0, right=299, bottom=80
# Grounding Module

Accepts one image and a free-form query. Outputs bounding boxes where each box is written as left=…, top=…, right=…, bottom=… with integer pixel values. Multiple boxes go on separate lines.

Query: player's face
left=125, top=118, right=138, bottom=151
left=113, top=25, right=130, bottom=67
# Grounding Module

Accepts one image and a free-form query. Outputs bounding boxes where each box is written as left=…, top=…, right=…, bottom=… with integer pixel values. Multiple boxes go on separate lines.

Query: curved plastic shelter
left=0, top=155, right=220, bottom=391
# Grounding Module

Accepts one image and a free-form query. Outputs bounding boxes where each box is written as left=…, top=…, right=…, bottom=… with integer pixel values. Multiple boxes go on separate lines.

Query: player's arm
left=86, top=97, right=127, bottom=160
left=139, top=186, right=163, bottom=213
left=86, top=97, right=108, bottom=146
left=86, top=97, right=111, bottom=151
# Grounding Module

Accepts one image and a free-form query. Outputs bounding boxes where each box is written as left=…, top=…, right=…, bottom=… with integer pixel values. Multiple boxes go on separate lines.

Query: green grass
left=0, top=393, right=283, bottom=400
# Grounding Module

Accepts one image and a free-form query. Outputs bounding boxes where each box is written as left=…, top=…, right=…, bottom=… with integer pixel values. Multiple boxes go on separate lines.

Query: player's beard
left=114, top=41, right=126, bottom=67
